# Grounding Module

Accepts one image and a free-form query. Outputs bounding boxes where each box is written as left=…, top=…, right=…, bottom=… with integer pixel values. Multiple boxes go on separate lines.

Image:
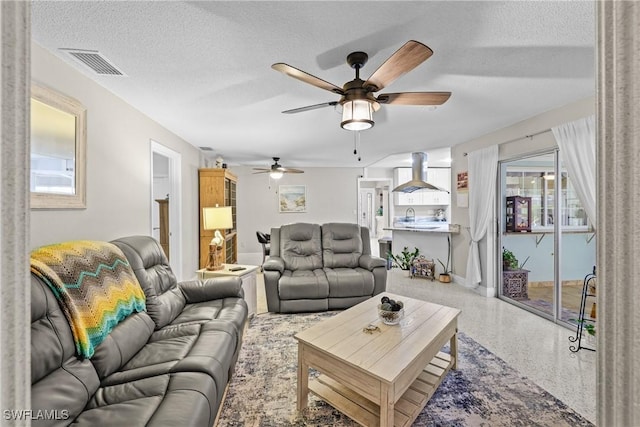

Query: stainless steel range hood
left=392, top=152, right=449, bottom=193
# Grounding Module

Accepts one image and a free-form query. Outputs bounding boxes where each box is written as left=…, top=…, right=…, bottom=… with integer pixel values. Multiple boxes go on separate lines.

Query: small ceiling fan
left=272, top=40, right=451, bottom=131
left=252, top=157, right=304, bottom=180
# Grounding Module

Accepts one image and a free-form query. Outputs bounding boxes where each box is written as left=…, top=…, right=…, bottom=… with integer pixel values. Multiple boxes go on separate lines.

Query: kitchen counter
left=384, top=224, right=460, bottom=234
left=385, top=226, right=457, bottom=273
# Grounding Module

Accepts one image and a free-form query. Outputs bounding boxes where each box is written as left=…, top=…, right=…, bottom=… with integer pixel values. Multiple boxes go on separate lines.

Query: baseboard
left=475, top=286, right=497, bottom=297
left=452, top=273, right=468, bottom=287
left=452, top=274, right=496, bottom=297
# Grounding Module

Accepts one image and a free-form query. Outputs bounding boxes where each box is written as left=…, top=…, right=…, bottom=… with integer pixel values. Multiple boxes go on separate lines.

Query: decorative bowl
left=377, top=304, right=404, bottom=325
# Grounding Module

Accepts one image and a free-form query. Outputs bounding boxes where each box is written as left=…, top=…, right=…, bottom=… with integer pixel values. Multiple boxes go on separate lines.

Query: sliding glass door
left=498, top=150, right=595, bottom=326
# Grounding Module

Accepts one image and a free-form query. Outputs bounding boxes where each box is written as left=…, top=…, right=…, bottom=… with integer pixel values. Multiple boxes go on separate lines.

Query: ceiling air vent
left=59, top=48, right=126, bottom=76
left=199, top=147, right=214, bottom=151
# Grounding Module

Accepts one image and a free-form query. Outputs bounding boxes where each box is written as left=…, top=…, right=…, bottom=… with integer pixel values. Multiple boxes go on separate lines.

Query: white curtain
left=465, top=145, right=499, bottom=286
left=552, top=115, right=596, bottom=227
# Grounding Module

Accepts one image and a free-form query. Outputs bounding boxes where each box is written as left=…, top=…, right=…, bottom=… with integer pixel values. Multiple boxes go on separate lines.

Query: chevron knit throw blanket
left=31, top=240, right=146, bottom=359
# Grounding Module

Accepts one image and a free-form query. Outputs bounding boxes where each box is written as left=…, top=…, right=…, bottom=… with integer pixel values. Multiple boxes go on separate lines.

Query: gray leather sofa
left=30, top=235, right=248, bottom=426
left=263, top=223, right=387, bottom=313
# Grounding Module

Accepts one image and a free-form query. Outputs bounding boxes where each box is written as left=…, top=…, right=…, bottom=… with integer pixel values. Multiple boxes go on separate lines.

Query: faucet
left=405, top=207, right=415, bottom=222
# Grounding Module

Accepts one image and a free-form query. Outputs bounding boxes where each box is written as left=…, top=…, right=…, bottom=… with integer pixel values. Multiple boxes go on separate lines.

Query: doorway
left=357, top=178, right=393, bottom=245
left=498, top=150, right=595, bottom=326
left=150, top=140, right=182, bottom=279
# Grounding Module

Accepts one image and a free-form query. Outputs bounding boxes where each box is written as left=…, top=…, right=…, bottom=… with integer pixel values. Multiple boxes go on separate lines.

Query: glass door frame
left=497, top=148, right=575, bottom=328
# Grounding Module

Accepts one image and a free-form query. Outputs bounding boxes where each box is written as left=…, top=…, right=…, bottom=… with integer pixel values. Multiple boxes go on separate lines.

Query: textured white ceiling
left=31, top=1, right=595, bottom=169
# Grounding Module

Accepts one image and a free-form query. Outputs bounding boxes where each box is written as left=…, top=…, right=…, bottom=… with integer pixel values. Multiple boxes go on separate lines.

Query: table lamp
left=202, top=205, right=233, bottom=270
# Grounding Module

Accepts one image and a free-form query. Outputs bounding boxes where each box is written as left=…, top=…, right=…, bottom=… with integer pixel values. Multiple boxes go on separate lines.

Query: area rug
left=217, top=312, right=593, bottom=427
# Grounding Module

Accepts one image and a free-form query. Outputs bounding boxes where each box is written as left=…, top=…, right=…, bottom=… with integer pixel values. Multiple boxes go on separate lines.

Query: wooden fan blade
left=377, top=92, right=451, bottom=106
left=281, top=168, right=304, bottom=174
left=272, top=63, right=344, bottom=94
left=364, top=41, right=433, bottom=92
left=282, top=101, right=338, bottom=114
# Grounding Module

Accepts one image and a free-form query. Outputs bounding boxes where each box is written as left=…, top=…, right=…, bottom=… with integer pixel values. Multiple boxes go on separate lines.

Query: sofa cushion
left=100, top=320, right=236, bottom=400
left=31, top=276, right=101, bottom=426
left=321, top=223, right=363, bottom=268
left=91, top=311, right=156, bottom=379
left=171, top=297, right=247, bottom=336
left=91, top=296, right=246, bottom=384
left=278, top=269, right=329, bottom=300
left=324, top=267, right=376, bottom=297
left=280, top=223, right=323, bottom=271
left=74, top=372, right=217, bottom=427
left=112, top=236, right=186, bottom=329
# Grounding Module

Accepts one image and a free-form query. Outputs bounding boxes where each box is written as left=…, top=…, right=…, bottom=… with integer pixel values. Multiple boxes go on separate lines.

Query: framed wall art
left=457, top=171, right=468, bottom=192
left=279, top=185, right=306, bottom=213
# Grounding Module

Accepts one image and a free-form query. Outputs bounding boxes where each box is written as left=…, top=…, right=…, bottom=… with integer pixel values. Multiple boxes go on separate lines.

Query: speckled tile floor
left=255, top=269, right=596, bottom=424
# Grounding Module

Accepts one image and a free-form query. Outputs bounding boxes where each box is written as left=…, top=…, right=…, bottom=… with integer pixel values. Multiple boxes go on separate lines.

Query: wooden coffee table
left=295, top=292, right=460, bottom=427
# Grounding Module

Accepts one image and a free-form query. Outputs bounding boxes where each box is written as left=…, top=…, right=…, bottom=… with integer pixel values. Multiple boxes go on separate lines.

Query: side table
left=502, top=269, right=529, bottom=300
left=197, top=264, right=259, bottom=317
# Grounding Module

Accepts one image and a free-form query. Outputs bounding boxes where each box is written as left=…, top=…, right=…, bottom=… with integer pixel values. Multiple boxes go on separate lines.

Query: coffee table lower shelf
left=308, top=351, right=454, bottom=427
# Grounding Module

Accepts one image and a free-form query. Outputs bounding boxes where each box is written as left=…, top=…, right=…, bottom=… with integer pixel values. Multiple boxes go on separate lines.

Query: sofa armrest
left=178, top=277, right=244, bottom=303
left=359, top=254, right=387, bottom=271
left=263, top=256, right=285, bottom=274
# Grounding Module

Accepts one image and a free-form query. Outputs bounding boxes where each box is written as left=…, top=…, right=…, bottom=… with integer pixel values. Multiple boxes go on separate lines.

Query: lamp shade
left=341, top=99, right=374, bottom=131
left=202, top=206, right=233, bottom=230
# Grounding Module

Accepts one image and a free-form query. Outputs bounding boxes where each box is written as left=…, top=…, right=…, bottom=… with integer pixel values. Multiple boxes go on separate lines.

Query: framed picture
left=457, top=171, right=468, bottom=191
left=279, top=185, right=306, bottom=213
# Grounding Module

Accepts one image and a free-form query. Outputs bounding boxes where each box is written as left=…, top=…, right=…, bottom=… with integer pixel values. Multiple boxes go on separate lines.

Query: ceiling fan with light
left=272, top=40, right=451, bottom=131
left=252, top=157, right=304, bottom=180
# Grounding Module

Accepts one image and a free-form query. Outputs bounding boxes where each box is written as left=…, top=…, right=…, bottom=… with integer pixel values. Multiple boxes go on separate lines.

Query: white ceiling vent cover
left=59, top=48, right=126, bottom=76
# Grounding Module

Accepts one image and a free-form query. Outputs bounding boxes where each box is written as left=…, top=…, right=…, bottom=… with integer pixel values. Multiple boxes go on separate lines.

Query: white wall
left=30, top=43, right=202, bottom=280
left=450, top=96, right=595, bottom=291
left=235, top=166, right=361, bottom=265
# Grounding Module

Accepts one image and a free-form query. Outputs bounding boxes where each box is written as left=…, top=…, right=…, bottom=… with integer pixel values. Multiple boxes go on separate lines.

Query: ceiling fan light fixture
left=270, top=171, right=284, bottom=180
left=341, top=99, right=374, bottom=131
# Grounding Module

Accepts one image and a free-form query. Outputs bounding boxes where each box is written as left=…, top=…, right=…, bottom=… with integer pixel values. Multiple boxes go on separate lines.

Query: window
left=505, top=167, right=588, bottom=230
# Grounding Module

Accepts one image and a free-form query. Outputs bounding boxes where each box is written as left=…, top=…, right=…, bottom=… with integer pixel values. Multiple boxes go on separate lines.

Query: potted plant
left=437, top=235, right=452, bottom=283
left=502, top=248, right=531, bottom=299
left=503, top=247, right=530, bottom=271
left=387, top=246, right=419, bottom=271
left=502, top=247, right=519, bottom=270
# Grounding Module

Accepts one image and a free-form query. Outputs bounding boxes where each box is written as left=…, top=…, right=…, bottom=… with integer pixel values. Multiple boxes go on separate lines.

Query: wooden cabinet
left=505, top=196, right=532, bottom=232
left=394, top=167, right=451, bottom=206
left=199, top=169, right=237, bottom=268
left=423, top=168, right=451, bottom=205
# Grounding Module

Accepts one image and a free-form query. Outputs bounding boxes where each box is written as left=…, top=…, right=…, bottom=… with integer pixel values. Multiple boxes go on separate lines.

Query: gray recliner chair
left=263, top=223, right=387, bottom=313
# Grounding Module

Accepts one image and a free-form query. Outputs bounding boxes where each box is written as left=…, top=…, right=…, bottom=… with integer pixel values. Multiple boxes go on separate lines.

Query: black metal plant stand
left=569, top=266, right=596, bottom=352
